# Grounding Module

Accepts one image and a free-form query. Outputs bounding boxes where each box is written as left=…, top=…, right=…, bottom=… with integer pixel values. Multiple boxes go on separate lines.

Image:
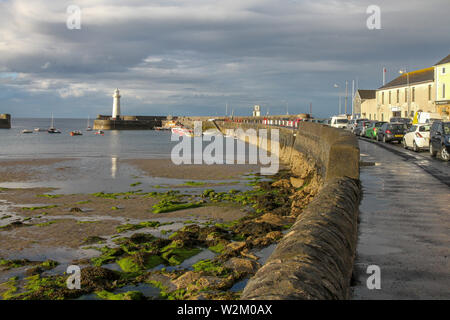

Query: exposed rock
left=290, top=177, right=305, bottom=188
left=255, top=213, right=294, bottom=227
left=225, top=241, right=246, bottom=253
left=224, top=258, right=260, bottom=275
left=80, top=266, right=120, bottom=291
left=232, top=221, right=279, bottom=238
left=173, top=271, right=232, bottom=292
left=70, top=207, right=83, bottom=212
left=271, top=179, right=291, bottom=189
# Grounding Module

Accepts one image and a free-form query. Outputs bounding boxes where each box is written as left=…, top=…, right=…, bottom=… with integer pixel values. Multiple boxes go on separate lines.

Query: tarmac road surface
left=352, top=139, right=450, bottom=299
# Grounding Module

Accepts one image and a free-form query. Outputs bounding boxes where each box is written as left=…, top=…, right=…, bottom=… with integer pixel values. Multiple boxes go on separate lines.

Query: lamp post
left=334, top=84, right=341, bottom=114
left=399, top=69, right=410, bottom=118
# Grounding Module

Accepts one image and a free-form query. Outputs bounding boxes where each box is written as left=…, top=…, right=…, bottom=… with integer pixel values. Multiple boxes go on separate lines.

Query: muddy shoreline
left=0, top=158, right=317, bottom=300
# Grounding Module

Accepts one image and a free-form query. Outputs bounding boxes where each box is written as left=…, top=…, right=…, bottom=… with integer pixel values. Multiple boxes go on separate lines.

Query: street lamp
left=334, top=84, right=341, bottom=114
left=399, top=69, right=410, bottom=118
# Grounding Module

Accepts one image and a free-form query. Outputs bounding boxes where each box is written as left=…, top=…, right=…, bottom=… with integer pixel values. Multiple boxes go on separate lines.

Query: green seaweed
left=36, top=194, right=62, bottom=199
left=182, top=181, right=206, bottom=186
left=21, top=205, right=58, bottom=211
left=208, top=242, right=226, bottom=253
left=152, top=199, right=202, bottom=214
left=192, top=259, right=230, bottom=277
left=116, top=221, right=161, bottom=233
left=160, top=242, right=201, bottom=265
left=130, top=182, right=142, bottom=187
left=35, top=221, right=56, bottom=227
left=117, top=255, right=164, bottom=273
left=96, top=290, right=144, bottom=300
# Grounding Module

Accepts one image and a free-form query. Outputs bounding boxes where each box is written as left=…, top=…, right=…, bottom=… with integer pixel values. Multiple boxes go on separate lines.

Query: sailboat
left=86, top=116, right=93, bottom=131
left=48, top=113, right=61, bottom=134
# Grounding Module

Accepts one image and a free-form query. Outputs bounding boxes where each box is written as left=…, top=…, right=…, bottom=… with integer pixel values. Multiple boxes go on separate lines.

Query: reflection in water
left=111, top=157, right=118, bottom=178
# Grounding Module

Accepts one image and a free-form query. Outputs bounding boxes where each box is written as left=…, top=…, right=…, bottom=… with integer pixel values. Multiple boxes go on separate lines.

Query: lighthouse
left=112, top=88, right=121, bottom=119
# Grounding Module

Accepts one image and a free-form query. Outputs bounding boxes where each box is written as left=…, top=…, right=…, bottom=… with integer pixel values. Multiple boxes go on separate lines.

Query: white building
left=252, top=105, right=261, bottom=117
left=112, top=88, right=121, bottom=119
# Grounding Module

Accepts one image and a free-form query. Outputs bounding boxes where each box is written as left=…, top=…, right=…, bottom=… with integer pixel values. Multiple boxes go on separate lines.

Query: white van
left=330, top=115, right=349, bottom=129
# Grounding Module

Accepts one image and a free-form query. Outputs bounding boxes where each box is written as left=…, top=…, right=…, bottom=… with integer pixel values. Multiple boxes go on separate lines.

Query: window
left=405, top=88, right=408, bottom=102
left=382, top=92, right=385, bottom=104
left=397, top=89, right=400, bottom=103
left=428, top=85, right=432, bottom=101
left=412, top=87, right=415, bottom=102
left=443, top=67, right=446, bottom=75
left=444, top=84, right=446, bottom=99
left=381, top=113, right=384, bottom=121
left=404, top=111, right=407, bottom=117
left=389, top=91, right=391, bottom=104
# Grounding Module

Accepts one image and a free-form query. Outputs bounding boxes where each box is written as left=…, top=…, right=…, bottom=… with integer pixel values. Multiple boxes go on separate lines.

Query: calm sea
left=0, top=118, right=176, bottom=159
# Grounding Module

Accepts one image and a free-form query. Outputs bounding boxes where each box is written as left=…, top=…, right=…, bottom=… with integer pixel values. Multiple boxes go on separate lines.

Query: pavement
left=352, top=138, right=450, bottom=299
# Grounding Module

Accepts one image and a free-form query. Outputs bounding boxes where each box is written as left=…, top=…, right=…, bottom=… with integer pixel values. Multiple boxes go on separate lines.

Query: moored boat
left=48, top=113, right=61, bottom=134
left=86, top=116, right=93, bottom=131
left=171, top=126, right=194, bottom=137
left=22, top=129, right=33, bottom=134
left=70, top=130, right=83, bottom=136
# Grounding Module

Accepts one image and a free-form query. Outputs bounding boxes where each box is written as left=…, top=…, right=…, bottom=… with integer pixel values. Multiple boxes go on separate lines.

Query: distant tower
left=112, top=88, right=121, bottom=119
left=252, top=105, right=261, bottom=117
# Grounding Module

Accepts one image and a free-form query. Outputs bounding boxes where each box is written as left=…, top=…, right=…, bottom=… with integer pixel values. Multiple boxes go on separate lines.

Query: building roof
left=379, top=67, right=434, bottom=90
left=357, top=89, right=376, bottom=100
left=434, top=54, right=450, bottom=66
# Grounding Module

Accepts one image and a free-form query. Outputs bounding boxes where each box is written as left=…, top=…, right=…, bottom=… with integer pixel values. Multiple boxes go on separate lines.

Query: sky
left=0, top=0, right=449, bottom=118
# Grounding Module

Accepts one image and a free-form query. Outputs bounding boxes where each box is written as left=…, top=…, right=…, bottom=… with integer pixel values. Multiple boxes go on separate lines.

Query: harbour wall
left=0, top=114, right=11, bottom=129
left=93, top=115, right=164, bottom=130
left=215, top=120, right=361, bottom=300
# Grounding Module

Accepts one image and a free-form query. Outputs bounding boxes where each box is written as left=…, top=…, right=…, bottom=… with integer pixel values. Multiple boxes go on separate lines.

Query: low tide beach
left=0, top=119, right=316, bottom=300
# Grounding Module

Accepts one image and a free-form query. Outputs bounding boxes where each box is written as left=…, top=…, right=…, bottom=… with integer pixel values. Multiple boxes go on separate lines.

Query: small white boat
left=48, top=113, right=61, bottom=134
left=95, top=130, right=104, bottom=135
left=171, top=127, right=194, bottom=137
left=22, top=129, right=33, bottom=134
left=86, top=116, right=93, bottom=131
left=70, top=130, right=83, bottom=136
left=34, top=128, right=45, bottom=132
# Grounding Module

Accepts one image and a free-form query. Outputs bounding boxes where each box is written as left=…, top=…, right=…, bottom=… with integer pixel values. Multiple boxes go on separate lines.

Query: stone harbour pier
left=0, top=114, right=11, bottom=129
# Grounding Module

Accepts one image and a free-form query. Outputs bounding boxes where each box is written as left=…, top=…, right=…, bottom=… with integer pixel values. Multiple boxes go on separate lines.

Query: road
left=352, top=138, right=450, bottom=299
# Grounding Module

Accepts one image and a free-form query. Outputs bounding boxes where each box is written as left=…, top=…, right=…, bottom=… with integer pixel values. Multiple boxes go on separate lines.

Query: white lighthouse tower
left=112, top=88, right=121, bottom=119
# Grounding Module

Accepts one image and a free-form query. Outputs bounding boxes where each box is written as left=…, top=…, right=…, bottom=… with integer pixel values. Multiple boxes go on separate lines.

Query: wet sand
left=0, top=157, right=305, bottom=300
left=123, top=159, right=260, bottom=180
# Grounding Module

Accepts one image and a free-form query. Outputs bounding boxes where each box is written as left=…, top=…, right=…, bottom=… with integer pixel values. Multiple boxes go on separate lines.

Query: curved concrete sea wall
left=215, top=120, right=361, bottom=300
left=0, top=114, right=11, bottom=129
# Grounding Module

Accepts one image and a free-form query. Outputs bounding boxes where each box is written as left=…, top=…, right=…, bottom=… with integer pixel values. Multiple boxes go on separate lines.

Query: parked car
left=377, top=122, right=408, bottom=143
left=390, top=117, right=412, bottom=127
left=354, top=120, right=373, bottom=136
left=365, top=121, right=386, bottom=139
left=402, top=124, right=431, bottom=152
left=429, top=121, right=450, bottom=161
left=349, top=118, right=368, bottom=133
left=330, top=115, right=349, bottom=129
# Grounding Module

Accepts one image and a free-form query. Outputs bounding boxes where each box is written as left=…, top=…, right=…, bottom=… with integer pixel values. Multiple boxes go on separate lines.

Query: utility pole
left=309, top=102, right=312, bottom=117
left=226, top=103, right=228, bottom=116
left=351, top=80, right=355, bottom=118
left=345, top=81, right=348, bottom=115
left=286, top=102, right=289, bottom=115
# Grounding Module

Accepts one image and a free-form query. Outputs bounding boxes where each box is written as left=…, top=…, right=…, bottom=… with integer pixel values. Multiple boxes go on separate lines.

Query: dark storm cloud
left=0, top=0, right=449, bottom=117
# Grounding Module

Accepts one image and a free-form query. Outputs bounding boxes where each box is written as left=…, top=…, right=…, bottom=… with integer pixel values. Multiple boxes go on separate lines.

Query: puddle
left=230, top=278, right=248, bottom=292
left=253, top=243, right=277, bottom=265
